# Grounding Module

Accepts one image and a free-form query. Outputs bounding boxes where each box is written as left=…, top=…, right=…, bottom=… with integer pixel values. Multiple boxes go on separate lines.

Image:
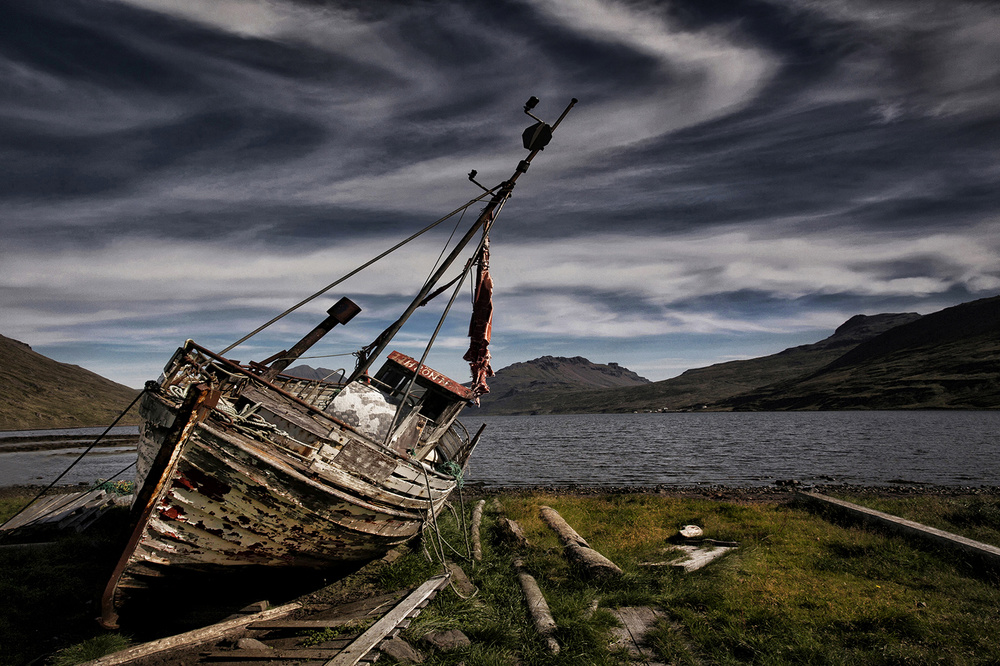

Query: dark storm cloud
left=1, top=0, right=998, bottom=386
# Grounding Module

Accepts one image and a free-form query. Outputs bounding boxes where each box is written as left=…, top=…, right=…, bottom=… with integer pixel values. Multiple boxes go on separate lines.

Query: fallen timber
left=0, top=488, right=129, bottom=535
left=797, top=491, right=1000, bottom=570
left=539, top=505, right=623, bottom=578
left=81, top=571, right=451, bottom=666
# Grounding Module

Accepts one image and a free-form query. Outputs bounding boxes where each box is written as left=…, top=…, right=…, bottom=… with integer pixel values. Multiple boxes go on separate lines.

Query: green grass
left=4, top=491, right=1000, bottom=665
left=383, top=492, right=1000, bottom=665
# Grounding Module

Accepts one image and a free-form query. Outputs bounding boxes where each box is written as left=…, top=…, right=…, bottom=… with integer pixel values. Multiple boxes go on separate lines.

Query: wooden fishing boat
left=100, top=98, right=576, bottom=628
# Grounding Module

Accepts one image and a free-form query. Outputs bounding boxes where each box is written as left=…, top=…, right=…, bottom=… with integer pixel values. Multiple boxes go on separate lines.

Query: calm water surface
left=1, top=413, right=996, bottom=487
left=460, top=411, right=1000, bottom=487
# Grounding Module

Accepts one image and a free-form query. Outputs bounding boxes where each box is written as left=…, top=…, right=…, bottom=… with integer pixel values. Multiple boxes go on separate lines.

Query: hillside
left=0, top=335, right=141, bottom=430
left=474, top=356, right=650, bottom=414
left=719, top=295, right=1000, bottom=410
left=475, top=313, right=920, bottom=415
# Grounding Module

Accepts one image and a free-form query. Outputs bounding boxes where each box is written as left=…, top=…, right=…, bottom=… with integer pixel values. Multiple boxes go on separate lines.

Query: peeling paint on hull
left=101, top=342, right=480, bottom=627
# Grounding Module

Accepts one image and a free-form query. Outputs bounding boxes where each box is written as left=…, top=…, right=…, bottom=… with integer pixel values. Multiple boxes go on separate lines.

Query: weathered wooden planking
left=798, top=491, right=1000, bottom=568
left=324, top=573, right=450, bottom=666
left=669, top=544, right=736, bottom=573
left=610, top=607, right=667, bottom=666
left=249, top=618, right=358, bottom=630
left=81, top=603, right=302, bottom=666
left=202, top=647, right=346, bottom=661
left=0, top=489, right=118, bottom=533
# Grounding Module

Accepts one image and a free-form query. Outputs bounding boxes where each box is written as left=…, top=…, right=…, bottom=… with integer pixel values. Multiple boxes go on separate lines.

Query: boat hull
left=102, top=362, right=466, bottom=627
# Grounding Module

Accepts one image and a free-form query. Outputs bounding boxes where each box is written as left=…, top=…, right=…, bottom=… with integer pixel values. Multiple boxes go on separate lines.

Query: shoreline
left=4, top=481, right=998, bottom=502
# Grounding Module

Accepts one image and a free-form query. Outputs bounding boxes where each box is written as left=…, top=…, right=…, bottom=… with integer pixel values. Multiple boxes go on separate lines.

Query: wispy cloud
left=1, top=0, right=998, bottom=385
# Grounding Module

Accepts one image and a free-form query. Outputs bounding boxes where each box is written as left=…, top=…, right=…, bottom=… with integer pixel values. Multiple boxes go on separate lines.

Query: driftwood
left=798, top=491, right=1000, bottom=569
left=471, top=499, right=485, bottom=561
left=81, top=602, right=302, bottom=665
left=661, top=544, right=737, bottom=572
left=514, top=558, right=559, bottom=654
left=498, top=516, right=530, bottom=549
left=539, top=506, right=622, bottom=578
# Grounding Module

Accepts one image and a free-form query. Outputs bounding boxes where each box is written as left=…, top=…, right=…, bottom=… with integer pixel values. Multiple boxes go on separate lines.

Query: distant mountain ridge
left=0, top=334, right=140, bottom=430
left=472, top=297, right=999, bottom=414
left=719, top=295, right=1000, bottom=410
left=2, top=295, right=995, bottom=429
left=473, top=311, right=921, bottom=414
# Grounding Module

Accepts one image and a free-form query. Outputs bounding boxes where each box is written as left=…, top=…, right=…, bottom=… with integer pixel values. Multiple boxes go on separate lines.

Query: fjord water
left=1, top=412, right=997, bottom=488
left=461, top=411, right=1000, bottom=487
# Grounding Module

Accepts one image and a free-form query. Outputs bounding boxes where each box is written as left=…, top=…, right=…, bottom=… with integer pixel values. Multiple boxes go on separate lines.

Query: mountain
left=0, top=334, right=141, bottom=430
left=474, top=312, right=921, bottom=415
left=718, top=295, right=1000, bottom=410
left=474, top=356, right=649, bottom=414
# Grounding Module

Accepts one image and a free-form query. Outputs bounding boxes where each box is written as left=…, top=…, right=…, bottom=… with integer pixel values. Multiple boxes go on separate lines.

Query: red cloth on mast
left=464, top=238, right=494, bottom=403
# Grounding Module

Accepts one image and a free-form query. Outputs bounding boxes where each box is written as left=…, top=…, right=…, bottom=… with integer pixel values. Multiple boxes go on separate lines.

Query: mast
left=347, top=97, right=577, bottom=384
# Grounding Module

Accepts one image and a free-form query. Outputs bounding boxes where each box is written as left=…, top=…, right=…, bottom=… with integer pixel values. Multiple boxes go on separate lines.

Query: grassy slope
left=0, top=335, right=140, bottom=430
left=479, top=297, right=1000, bottom=414
left=723, top=295, right=1000, bottom=410
left=477, top=342, right=857, bottom=415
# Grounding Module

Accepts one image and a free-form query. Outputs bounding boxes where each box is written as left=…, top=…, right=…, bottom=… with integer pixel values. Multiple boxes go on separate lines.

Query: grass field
left=2, top=489, right=999, bottom=665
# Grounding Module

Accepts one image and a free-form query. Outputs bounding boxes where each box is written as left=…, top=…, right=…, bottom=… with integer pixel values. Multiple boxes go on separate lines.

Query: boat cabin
left=326, top=351, right=474, bottom=461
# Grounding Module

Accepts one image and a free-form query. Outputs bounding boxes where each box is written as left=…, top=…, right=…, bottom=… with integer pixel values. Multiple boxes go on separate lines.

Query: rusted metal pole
left=263, top=296, right=360, bottom=380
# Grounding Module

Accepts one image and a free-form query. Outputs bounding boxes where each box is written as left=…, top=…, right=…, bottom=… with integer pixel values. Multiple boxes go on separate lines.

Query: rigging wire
left=219, top=191, right=496, bottom=356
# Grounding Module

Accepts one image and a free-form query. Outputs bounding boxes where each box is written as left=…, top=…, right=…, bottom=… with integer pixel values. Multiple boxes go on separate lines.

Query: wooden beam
left=471, top=499, right=485, bottom=561
left=324, top=573, right=450, bottom=666
left=249, top=618, right=358, bottom=630
left=81, top=602, right=301, bottom=666
left=514, top=559, right=559, bottom=655
left=798, top=491, right=1000, bottom=568
left=539, top=506, right=622, bottom=578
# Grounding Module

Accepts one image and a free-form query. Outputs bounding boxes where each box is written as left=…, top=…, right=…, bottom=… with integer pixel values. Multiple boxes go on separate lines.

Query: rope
left=420, top=464, right=450, bottom=579
left=437, top=461, right=464, bottom=489
left=0, top=388, right=147, bottom=538
left=220, top=191, right=496, bottom=355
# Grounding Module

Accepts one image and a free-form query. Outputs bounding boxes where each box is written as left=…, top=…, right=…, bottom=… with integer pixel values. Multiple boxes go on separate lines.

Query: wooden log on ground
left=514, top=560, right=559, bottom=654
left=539, top=505, right=622, bottom=578
left=81, top=602, right=302, bottom=666
left=471, top=499, right=485, bottom=561
left=798, top=491, right=1000, bottom=570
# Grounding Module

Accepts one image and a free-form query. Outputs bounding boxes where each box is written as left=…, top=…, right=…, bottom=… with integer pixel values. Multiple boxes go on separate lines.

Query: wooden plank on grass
left=249, top=618, right=358, bottom=630
left=798, top=491, right=1000, bottom=568
left=80, top=602, right=302, bottom=666
left=324, top=573, right=450, bottom=666
left=202, top=648, right=344, bottom=661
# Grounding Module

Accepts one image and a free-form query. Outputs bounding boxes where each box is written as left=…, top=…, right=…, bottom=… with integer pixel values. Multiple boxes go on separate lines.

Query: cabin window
left=374, top=367, right=410, bottom=395
left=419, top=390, right=452, bottom=423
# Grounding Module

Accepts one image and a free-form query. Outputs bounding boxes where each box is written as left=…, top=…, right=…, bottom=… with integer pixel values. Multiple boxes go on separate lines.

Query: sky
left=2, top=0, right=999, bottom=390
